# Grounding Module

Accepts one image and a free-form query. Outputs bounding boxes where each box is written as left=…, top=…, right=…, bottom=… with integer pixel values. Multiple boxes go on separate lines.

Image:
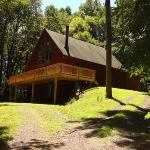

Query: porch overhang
left=9, top=63, right=96, bottom=86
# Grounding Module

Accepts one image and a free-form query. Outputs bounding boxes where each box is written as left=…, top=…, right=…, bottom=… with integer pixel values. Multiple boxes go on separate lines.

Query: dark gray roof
left=46, top=29, right=122, bottom=69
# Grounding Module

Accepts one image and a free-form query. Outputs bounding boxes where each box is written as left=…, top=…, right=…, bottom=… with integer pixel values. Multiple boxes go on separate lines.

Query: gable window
left=38, top=41, right=52, bottom=64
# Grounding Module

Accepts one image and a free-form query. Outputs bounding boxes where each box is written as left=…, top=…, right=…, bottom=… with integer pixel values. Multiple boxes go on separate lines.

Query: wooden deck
left=9, top=63, right=96, bottom=85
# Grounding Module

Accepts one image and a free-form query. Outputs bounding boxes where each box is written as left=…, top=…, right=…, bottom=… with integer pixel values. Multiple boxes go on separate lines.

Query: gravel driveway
left=7, top=95, right=150, bottom=150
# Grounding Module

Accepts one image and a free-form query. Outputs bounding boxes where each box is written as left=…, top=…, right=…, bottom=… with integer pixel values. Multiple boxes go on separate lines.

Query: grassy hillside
left=0, top=87, right=148, bottom=140
left=47, top=87, right=142, bottom=120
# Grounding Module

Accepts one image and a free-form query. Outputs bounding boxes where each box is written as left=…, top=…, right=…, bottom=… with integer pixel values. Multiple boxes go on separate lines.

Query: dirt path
left=47, top=93, right=144, bottom=150
left=8, top=105, right=80, bottom=150
left=98, top=96, right=150, bottom=150
left=8, top=94, right=150, bottom=150
left=8, top=105, right=51, bottom=149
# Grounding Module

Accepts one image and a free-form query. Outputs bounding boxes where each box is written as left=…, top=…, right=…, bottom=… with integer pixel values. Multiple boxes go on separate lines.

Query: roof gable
left=46, top=29, right=122, bottom=69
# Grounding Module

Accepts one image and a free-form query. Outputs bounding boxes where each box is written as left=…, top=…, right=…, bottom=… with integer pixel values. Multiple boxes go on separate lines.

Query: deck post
left=9, top=86, right=12, bottom=102
left=14, top=85, right=17, bottom=102
left=54, top=78, right=58, bottom=104
left=31, top=82, right=35, bottom=103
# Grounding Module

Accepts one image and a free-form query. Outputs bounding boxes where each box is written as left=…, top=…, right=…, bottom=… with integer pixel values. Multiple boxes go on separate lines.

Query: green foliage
left=44, top=5, right=62, bottom=32
left=145, top=112, right=150, bottom=120
left=74, top=31, right=91, bottom=41
left=59, top=6, right=72, bottom=15
left=65, top=6, right=72, bottom=15
left=69, top=15, right=104, bottom=46
left=0, top=0, right=44, bottom=99
left=70, top=16, right=89, bottom=33
left=113, top=0, right=150, bottom=82
left=79, top=0, right=104, bottom=17
left=85, top=16, right=105, bottom=43
left=69, top=0, right=105, bottom=46
left=44, top=5, right=72, bottom=33
left=57, top=11, right=72, bottom=33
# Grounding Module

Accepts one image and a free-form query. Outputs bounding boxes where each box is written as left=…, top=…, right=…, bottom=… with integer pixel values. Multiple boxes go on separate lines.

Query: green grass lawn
left=29, top=104, right=65, bottom=133
left=97, top=93, right=149, bottom=137
left=0, top=87, right=148, bottom=139
left=122, top=94, right=147, bottom=111
left=0, top=103, right=20, bottom=142
left=50, top=87, right=141, bottom=120
left=25, top=87, right=145, bottom=134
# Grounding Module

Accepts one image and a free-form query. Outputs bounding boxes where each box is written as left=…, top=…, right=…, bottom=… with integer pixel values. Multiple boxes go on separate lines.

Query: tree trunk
left=105, top=0, right=112, bottom=98
left=0, top=21, right=8, bottom=86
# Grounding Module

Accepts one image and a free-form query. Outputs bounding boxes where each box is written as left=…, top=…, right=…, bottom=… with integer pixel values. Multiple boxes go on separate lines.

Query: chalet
left=9, top=27, right=141, bottom=104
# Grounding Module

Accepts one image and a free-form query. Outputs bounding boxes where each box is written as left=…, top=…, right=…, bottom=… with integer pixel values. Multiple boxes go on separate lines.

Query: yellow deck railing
left=9, top=63, right=96, bottom=85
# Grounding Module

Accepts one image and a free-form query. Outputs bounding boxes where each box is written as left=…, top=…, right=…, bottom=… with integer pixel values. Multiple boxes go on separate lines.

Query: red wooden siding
left=26, top=30, right=142, bottom=91
left=26, top=30, right=63, bottom=71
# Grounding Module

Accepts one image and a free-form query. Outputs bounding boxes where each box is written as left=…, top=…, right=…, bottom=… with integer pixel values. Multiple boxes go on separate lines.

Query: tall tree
left=105, top=0, right=112, bottom=98
left=58, top=7, right=72, bottom=33
left=75, top=0, right=105, bottom=46
left=79, top=0, right=104, bottom=17
left=113, top=0, right=150, bottom=88
left=65, top=6, right=72, bottom=15
left=69, top=16, right=100, bottom=45
left=45, top=5, right=62, bottom=32
left=0, top=0, right=44, bottom=100
left=79, top=0, right=94, bottom=16
left=31, top=0, right=42, bottom=14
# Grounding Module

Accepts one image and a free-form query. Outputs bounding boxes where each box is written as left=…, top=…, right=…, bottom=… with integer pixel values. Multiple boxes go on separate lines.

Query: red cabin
left=9, top=29, right=141, bottom=104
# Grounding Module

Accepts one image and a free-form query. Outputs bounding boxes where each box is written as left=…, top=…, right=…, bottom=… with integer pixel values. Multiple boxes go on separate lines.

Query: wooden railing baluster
left=9, top=63, right=96, bottom=85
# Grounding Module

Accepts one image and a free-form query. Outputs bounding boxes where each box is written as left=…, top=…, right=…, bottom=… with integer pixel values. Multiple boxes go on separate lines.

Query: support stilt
left=14, top=85, right=17, bottom=102
left=9, top=86, right=12, bottom=102
left=54, top=78, right=58, bottom=104
left=31, top=83, right=35, bottom=103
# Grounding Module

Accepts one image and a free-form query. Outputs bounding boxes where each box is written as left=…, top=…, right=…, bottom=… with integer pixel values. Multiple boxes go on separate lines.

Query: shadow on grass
left=0, top=104, right=11, bottom=107
left=112, top=97, right=150, bottom=112
left=10, top=139, right=65, bottom=149
left=112, top=98, right=127, bottom=106
left=0, top=127, right=65, bottom=149
left=0, top=103, right=20, bottom=107
left=0, top=126, right=12, bottom=150
left=70, top=105, right=150, bottom=150
left=144, top=93, right=150, bottom=96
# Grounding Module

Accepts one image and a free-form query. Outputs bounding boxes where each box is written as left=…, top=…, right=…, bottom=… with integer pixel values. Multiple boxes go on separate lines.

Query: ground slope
left=0, top=87, right=149, bottom=149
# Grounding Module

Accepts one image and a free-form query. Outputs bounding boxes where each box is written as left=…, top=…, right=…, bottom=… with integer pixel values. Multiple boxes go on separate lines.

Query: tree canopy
left=113, top=0, right=150, bottom=85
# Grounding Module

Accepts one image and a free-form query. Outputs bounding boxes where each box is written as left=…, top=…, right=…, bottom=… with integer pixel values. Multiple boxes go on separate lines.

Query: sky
left=42, top=0, right=116, bottom=13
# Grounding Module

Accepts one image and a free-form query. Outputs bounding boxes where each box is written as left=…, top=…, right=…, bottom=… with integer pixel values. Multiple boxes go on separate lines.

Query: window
left=38, top=41, right=52, bottom=64
left=38, top=51, right=45, bottom=64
